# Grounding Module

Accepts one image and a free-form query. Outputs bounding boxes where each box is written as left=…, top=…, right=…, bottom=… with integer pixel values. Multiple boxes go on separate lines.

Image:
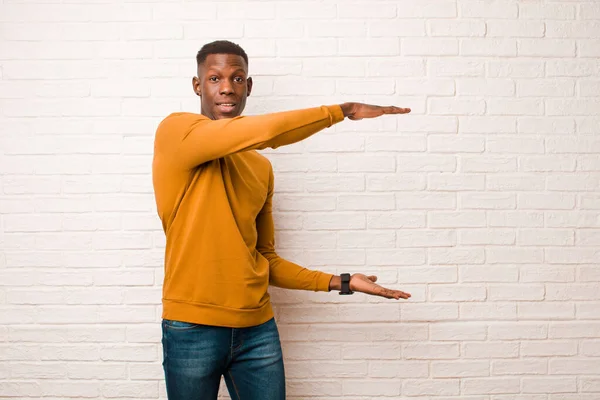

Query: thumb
left=367, top=275, right=378, bottom=282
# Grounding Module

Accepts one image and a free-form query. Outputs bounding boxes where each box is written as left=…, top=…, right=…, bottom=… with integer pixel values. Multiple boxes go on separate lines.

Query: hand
left=340, top=102, right=411, bottom=121
left=350, top=273, right=411, bottom=300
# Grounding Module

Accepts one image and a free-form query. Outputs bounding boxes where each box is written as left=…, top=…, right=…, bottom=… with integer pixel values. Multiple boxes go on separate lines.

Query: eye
left=234, top=77, right=244, bottom=83
left=209, top=76, right=218, bottom=82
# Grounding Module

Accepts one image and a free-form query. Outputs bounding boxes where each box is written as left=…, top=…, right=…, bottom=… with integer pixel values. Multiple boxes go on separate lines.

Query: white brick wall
left=0, top=0, right=599, bottom=399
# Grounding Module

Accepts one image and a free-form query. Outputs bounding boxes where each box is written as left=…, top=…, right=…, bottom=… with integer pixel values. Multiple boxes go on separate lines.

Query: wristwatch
left=339, top=273, right=354, bottom=295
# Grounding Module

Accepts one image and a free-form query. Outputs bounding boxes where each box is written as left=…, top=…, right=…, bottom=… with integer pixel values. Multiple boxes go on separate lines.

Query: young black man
left=152, top=40, right=412, bottom=400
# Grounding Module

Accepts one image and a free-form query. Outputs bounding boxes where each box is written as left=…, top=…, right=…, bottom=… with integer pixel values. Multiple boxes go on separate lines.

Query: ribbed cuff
left=317, top=272, right=336, bottom=292
left=325, top=104, right=345, bottom=126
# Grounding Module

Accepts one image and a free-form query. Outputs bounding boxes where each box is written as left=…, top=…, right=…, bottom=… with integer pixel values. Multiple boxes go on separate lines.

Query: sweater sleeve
left=256, top=166, right=334, bottom=292
left=155, top=105, right=344, bottom=169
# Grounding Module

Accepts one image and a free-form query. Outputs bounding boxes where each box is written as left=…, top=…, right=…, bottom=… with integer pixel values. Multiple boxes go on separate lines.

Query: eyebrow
left=205, top=67, right=246, bottom=74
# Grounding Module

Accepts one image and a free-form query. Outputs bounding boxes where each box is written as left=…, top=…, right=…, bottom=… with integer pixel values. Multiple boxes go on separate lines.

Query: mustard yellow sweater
left=152, top=105, right=345, bottom=327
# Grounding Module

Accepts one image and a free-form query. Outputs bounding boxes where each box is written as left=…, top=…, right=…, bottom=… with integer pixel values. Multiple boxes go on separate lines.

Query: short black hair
left=196, top=40, right=249, bottom=67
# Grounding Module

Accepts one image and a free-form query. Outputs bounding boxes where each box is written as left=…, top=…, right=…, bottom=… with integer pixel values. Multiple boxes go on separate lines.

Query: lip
left=216, top=102, right=237, bottom=113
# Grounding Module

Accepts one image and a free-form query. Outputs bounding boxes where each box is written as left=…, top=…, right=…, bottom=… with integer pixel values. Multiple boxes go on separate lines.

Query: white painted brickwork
left=1, top=0, right=600, bottom=399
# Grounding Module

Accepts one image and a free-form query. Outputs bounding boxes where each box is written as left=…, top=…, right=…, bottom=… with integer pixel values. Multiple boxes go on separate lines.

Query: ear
left=246, top=77, right=253, bottom=97
left=192, top=76, right=201, bottom=97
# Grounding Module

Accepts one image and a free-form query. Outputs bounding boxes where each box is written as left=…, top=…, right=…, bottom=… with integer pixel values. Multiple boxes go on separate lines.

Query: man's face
left=192, top=53, right=253, bottom=120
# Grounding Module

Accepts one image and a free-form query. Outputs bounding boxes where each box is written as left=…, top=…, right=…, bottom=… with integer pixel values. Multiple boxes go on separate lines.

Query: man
left=152, top=40, right=412, bottom=400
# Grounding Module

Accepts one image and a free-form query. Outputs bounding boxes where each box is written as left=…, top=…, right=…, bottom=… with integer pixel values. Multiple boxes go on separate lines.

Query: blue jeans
left=161, top=317, right=286, bottom=400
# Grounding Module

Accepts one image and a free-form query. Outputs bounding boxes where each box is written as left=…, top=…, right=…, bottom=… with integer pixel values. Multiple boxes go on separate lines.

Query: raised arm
left=155, top=105, right=344, bottom=170
left=154, top=103, right=411, bottom=170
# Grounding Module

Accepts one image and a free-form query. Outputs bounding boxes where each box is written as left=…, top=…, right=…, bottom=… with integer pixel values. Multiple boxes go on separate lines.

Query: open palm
left=349, top=273, right=411, bottom=300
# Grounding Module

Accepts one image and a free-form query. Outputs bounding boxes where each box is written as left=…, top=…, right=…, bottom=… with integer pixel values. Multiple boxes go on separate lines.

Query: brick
left=367, top=212, right=426, bottom=229
left=396, top=230, right=456, bottom=247
left=460, top=193, right=516, bottom=210
left=397, top=0, right=456, bottom=18
left=518, top=79, right=575, bottom=97
left=492, top=360, right=548, bottom=375
left=460, top=303, right=517, bottom=320
left=521, top=340, right=577, bottom=357
left=546, top=212, right=600, bottom=228
left=428, top=173, right=485, bottom=190
left=368, top=58, right=425, bottom=77
left=518, top=118, right=575, bottom=134
left=429, top=248, right=485, bottom=265
left=462, top=378, right=520, bottom=394
left=429, top=136, right=485, bottom=154
left=429, top=211, right=486, bottom=228
left=369, top=361, right=428, bottom=378
left=403, top=38, right=458, bottom=56
left=216, top=3, right=273, bottom=19
left=430, top=284, right=487, bottom=301
left=550, top=322, right=600, bottom=338
left=580, top=40, right=600, bottom=57
left=430, top=323, right=487, bottom=341
left=519, top=39, right=576, bottom=57
left=489, top=323, right=548, bottom=340
left=338, top=231, right=394, bottom=248
left=404, top=343, right=459, bottom=360
left=366, top=249, right=425, bottom=266
left=520, top=265, right=575, bottom=282
left=519, top=303, right=576, bottom=320
left=547, top=22, right=600, bottom=38
left=488, top=99, right=543, bottom=116
left=460, top=157, right=517, bottom=173
left=487, top=20, right=544, bottom=37
left=488, top=137, right=544, bottom=154
left=429, top=59, right=485, bottom=77
left=338, top=3, right=397, bottom=19
left=397, top=78, right=455, bottom=96
left=401, top=304, right=459, bottom=322
left=488, top=60, right=544, bottom=78
left=428, top=20, right=485, bottom=37
left=520, top=4, right=576, bottom=19
left=518, top=229, right=574, bottom=246
left=338, top=194, right=395, bottom=211
left=343, top=380, right=400, bottom=396
left=461, top=39, right=517, bottom=57
left=397, top=155, right=456, bottom=172
left=340, top=38, right=399, bottom=56
left=397, top=266, right=457, bottom=284
left=547, top=60, right=600, bottom=77
left=520, top=156, right=576, bottom=172
left=276, top=2, right=336, bottom=19
left=522, top=377, right=577, bottom=394
left=581, top=340, right=600, bottom=356
left=459, top=230, right=516, bottom=245
left=487, top=175, right=545, bottom=191
left=461, top=2, right=517, bottom=18
left=370, top=20, right=425, bottom=37
left=277, top=39, right=336, bottom=57
left=403, top=379, right=460, bottom=396
left=396, top=192, right=456, bottom=210
left=429, top=98, right=486, bottom=115
left=457, top=78, right=515, bottom=96
left=367, top=174, right=426, bottom=191
left=464, top=342, right=517, bottom=359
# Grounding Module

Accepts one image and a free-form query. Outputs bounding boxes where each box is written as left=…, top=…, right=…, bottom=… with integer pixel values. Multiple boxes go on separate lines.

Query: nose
left=219, top=80, right=234, bottom=95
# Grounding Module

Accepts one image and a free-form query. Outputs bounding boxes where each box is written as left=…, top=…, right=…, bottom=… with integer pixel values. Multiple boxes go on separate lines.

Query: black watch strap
left=339, top=273, right=353, bottom=295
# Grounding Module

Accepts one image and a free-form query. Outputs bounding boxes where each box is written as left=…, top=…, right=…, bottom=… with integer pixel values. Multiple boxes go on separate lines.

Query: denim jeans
left=161, top=317, right=286, bottom=400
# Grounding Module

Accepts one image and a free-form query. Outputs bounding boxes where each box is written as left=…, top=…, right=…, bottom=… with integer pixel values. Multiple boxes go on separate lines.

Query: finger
left=382, top=106, right=411, bottom=114
left=367, top=275, right=378, bottom=282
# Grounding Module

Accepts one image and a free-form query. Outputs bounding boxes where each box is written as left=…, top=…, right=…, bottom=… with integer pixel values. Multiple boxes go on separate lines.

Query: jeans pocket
left=163, top=319, right=202, bottom=330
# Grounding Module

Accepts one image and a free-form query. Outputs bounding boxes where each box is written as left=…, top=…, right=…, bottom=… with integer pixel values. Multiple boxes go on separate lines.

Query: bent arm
left=155, top=105, right=344, bottom=169
left=256, top=167, right=334, bottom=291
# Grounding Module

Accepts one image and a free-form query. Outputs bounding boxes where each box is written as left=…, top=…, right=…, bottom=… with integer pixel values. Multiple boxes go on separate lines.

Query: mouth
left=216, top=103, right=237, bottom=113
